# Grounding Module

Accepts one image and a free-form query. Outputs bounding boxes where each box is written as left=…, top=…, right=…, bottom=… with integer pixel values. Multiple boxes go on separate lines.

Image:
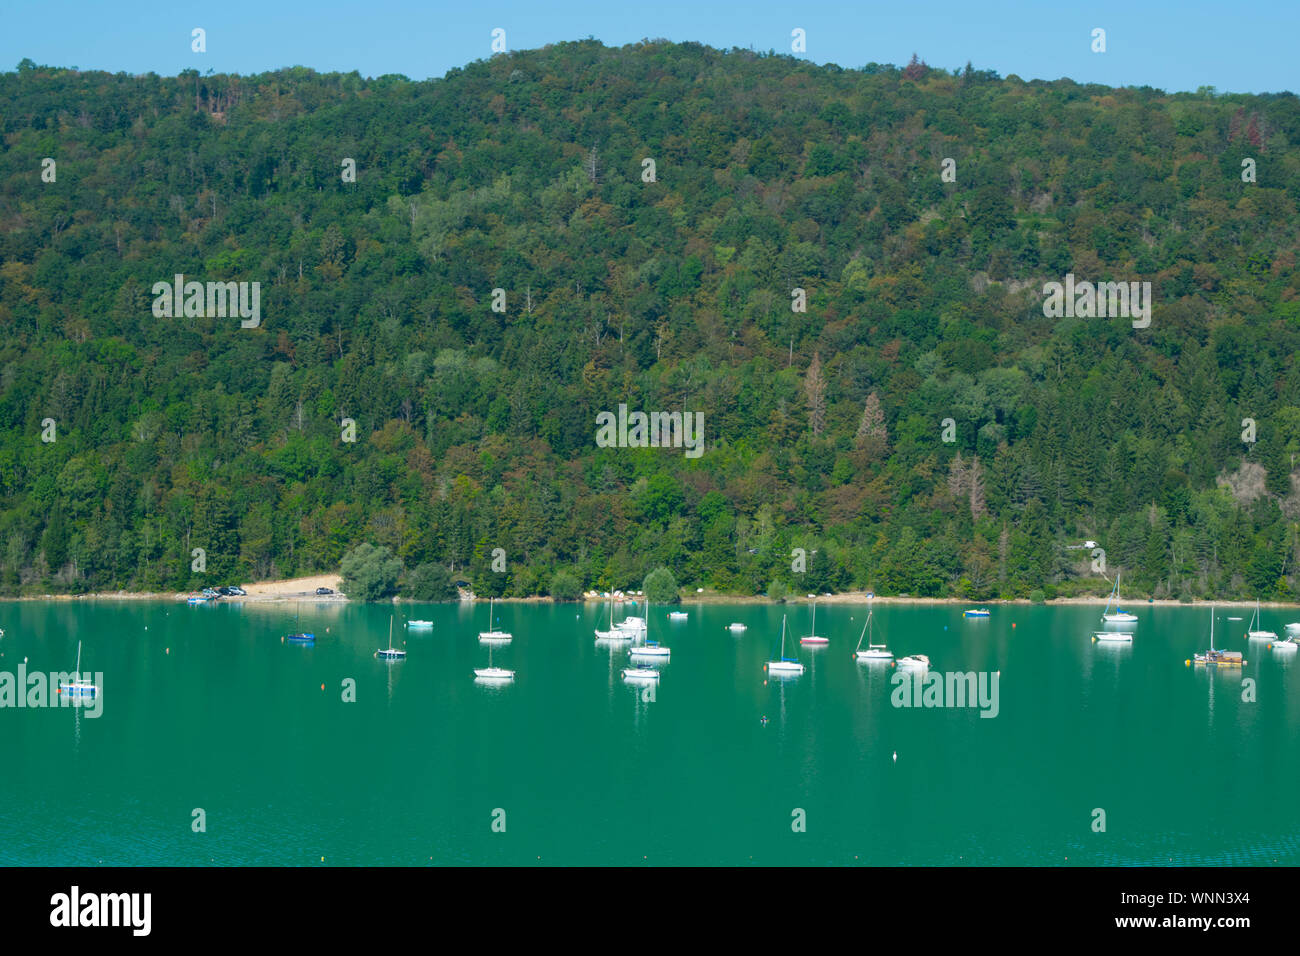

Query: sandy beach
left=6, top=574, right=345, bottom=603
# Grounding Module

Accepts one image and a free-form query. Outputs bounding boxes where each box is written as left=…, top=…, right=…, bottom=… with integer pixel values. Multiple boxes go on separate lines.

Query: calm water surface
left=0, top=600, right=1296, bottom=865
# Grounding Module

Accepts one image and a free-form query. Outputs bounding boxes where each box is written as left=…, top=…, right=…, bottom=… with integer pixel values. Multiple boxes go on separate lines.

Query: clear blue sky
left=3, top=0, right=1295, bottom=94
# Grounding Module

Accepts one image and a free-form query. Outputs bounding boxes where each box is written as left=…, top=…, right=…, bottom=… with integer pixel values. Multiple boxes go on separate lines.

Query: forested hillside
left=2, top=40, right=1300, bottom=600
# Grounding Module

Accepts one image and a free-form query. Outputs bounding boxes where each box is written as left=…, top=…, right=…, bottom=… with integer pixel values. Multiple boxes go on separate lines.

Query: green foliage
left=643, top=566, right=679, bottom=604
left=340, top=544, right=402, bottom=601
left=1, top=43, right=1299, bottom=602
left=403, top=562, right=458, bottom=601
left=549, top=569, right=582, bottom=601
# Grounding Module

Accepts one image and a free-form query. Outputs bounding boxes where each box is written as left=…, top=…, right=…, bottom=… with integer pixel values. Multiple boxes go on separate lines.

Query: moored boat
left=853, top=610, right=893, bottom=662
left=765, top=615, right=805, bottom=675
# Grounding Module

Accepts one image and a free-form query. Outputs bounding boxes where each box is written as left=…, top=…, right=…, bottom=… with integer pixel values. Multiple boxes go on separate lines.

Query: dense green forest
left=2, top=40, right=1300, bottom=601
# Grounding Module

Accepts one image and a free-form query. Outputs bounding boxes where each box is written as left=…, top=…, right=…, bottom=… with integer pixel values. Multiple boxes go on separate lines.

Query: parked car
left=201, top=588, right=220, bottom=599
left=226, top=586, right=246, bottom=596
left=315, top=587, right=334, bottom=595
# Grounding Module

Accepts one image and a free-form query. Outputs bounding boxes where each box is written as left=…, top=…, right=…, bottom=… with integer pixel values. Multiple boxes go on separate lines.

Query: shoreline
left=6, top=584, right=1300, bottom=610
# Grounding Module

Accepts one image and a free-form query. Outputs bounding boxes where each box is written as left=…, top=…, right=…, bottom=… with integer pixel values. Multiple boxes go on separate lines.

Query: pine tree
left=855, top=390, right=887, bottom=456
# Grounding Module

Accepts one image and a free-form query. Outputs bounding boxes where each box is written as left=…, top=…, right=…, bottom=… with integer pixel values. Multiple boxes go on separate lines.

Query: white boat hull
left=897, top=656, right=930, bottom=668
left=629, top=646, right=670, bottom=658
left=1102, top=614, right=1139, bottom=624
left=1093, top=632, right=1132, bottom=642
left=766, top=661, right=804, bottom=674
left=856, top=650, right=893, bottom=661
left=1248, top=631, right=1277, bottom=641
left=622, top=668, right=660, bottom=681
left=474, top=668, right=515, bottom=680
left=478, top=632, right=512, bottom=642
left=727, top=624, right=746, bottom=632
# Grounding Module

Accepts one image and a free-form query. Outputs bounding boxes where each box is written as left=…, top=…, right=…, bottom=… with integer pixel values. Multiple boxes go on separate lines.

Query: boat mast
left=854, top=612, right=871, bottom=654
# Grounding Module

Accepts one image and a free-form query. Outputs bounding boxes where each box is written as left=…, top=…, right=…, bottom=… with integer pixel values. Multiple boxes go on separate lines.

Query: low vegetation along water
left=1, top=600, right=1295, bottom=865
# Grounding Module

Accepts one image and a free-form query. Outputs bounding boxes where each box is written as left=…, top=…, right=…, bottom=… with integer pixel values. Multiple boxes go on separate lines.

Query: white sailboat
left=628, top=602, right=669, bottom=659
left=478, top=597, right=512, bottom=642
left=59, top=640, right=98, bottom=699
left=376, top=615, right=406, bottom=660
left=765, top=614, right=804, bottom=675
left=474, top=641, right=515, bottom=681
left=595, top=599, right=629, bottom=641
left=1101, top=570, right=1139, bottom=624
left=1246, top=598, right=1277, bottom=640
left=854, top=610, right=893, bottom=661
left=800, top=596, right=828, bottom=645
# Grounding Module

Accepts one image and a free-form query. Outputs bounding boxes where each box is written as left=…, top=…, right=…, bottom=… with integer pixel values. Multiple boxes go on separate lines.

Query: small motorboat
left=667, top=611, right=688, bottom=621
left=897, top=654, right=930, bottom=668
left=1270, top=637, right=1298, bottom=653
left=1092, top=631, right=1133, bottom=643
left=406, top=620, right=433, bottom=629
left=963, top=608, right=990, bottom=618
left=727, top=623, right=746, bottom=632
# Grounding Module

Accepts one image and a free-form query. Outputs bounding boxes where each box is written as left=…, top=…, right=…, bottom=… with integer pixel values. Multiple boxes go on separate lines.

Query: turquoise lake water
left=0, top=600, right=1296, bottom=865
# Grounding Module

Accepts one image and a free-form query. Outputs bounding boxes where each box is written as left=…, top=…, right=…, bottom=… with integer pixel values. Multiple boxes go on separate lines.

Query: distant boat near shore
left=963, top=608, right=990, bottom=618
